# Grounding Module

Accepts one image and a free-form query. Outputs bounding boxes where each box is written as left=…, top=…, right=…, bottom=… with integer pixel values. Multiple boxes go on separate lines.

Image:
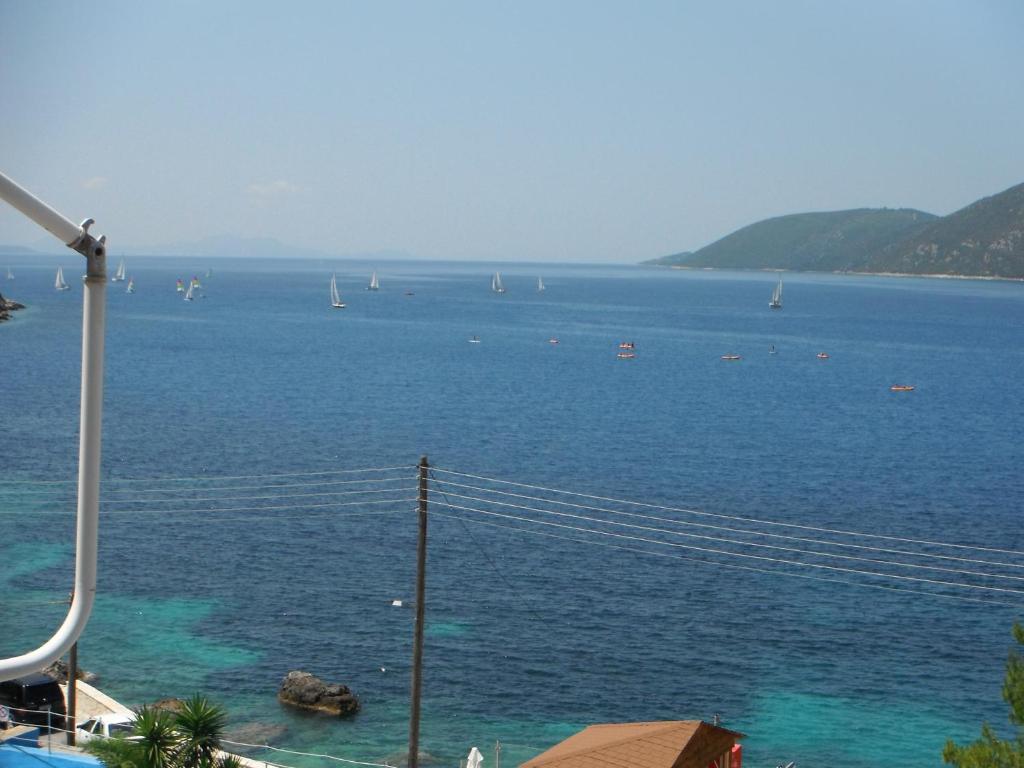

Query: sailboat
left=205, top=268, right=212, bottom=279
left=184, top=282, right=194, bottom=301
left=6, top=267, right=12, bottom=280
left=55, top=266, right=70, bottom=291
left=112, top=258, right=127, bottom=282
left=330, top=273, right=346, bottom=308
left=491, top=272, right=506, bottom=294
left=176, top=278, right=185, bottom=293
left=537, top=277, right=545, bottom=292
left=126, top=277, right=135, bottom=294
left=367, top=271, right=379, bottom=291
left=769, top=278, right=783, bottom=309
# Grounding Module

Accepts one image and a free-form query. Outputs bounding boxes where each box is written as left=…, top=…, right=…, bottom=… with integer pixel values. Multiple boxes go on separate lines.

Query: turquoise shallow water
left=2, top=260, right=1023, bottom=767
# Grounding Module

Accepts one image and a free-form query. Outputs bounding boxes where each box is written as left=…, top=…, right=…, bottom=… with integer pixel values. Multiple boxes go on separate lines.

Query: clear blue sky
left=1, top=0, right=1022, bottom=262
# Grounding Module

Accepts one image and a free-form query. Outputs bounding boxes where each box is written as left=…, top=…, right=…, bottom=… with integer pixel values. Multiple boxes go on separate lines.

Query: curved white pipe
left=0, top=171, right=105, bottom=680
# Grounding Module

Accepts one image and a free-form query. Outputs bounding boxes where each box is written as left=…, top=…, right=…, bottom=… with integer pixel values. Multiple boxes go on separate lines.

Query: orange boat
left=890, top=385, right=915, bottom=392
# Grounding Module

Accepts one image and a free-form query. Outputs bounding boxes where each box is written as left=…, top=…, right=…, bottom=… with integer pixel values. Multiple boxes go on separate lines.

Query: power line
left=220, top=739, right=399, bottom=768
left=101, top=482, right=417, bottom=506
left=5, top=495, right=420, bottom=518
left=428, top=468, right=549, bottom=624
left=430, top=488, right=1024, bottom=583
left=430, top=510, right=1024, bottom=609
left=431, top=466, right=1024, bottom=557
left=430, top=477, right=1024, bottom=570
left=0, top=474, right=417, bottom=498
left=0, top=464, right=415, bottom=487
left=433, top=499, right=1024, bottom=597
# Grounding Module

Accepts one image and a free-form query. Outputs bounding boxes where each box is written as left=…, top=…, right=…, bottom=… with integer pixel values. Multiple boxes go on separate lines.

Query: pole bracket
left=68, top=218, right=107, bottom=278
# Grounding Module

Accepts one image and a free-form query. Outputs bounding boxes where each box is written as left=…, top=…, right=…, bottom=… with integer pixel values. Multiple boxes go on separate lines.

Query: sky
left=1, top=0, right=1022, bottom=263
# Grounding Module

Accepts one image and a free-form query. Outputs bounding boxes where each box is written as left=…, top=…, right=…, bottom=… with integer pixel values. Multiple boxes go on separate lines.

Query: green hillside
left=866, top=182, right=1024, bottom=278
left=649, top=208, right=936, bottom=271
left=647, top=181, right=1024, bottom=278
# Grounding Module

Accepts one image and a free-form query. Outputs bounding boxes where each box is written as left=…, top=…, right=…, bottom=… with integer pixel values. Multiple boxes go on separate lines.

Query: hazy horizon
left=2, top=1, right=1022, bottom=263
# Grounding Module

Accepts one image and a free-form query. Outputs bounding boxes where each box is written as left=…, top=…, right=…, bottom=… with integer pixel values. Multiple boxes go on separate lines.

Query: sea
left=2, top=258, right=1023, bottom=768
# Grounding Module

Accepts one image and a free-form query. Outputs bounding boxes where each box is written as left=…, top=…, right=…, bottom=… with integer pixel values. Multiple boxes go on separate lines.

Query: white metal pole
left=0, top=170, right=107, bottom=680
left=0, top=173, right=82, bottom=246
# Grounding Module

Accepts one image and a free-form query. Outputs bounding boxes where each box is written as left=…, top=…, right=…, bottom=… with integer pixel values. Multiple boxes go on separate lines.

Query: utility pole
left=408, top=456, right=429, bottom=768
left=67, top=592, right=78, bottom=746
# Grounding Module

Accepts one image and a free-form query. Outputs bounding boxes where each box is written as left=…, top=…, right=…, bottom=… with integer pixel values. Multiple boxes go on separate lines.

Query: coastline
left=648, top=264, right=1024, bottom=282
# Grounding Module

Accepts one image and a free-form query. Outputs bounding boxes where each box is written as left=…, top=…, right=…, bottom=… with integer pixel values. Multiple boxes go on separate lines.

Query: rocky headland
left=0, top=292, right=25, bottom=322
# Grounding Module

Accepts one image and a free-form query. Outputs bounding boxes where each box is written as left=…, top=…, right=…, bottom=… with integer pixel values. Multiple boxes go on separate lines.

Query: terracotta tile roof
left=519, top=721, right=743, bottom=768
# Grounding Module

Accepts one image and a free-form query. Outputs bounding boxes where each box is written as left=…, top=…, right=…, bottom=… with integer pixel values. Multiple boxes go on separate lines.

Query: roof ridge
left=524, top=721, right=696, bottom=766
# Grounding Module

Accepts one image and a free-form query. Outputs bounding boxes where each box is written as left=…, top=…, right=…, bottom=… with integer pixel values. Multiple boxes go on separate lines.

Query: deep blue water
left=2, top=258, right=1023, bottom=768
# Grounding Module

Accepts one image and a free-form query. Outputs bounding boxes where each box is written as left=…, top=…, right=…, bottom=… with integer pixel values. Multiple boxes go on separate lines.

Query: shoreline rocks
left=0, top=292, right=25, bottom=323
left=277, top=671, right=359, bottom=717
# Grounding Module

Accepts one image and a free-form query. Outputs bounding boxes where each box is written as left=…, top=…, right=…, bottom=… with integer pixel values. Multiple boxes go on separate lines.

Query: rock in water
left=0, top=292, right=25, bottom=323
left=277, top=671, right=359, bottom=717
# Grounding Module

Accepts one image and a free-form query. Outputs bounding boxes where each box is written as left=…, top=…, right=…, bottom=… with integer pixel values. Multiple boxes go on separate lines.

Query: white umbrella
left=466, top=747, right=484, bottom=768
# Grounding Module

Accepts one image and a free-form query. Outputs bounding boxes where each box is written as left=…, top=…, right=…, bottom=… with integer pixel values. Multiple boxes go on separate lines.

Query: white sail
left=112, top=259, right=126, bottom=282
left=537, top=277, right=545, bottom=292
left=6, top=268, right=12, bottom=280
left=55, top=266, right=69, bottom=291
left=769, top=278, right=782, bottom=309
left=492, top=272, right=505, bottom=293
left=126, top=277, right=135, bottom=294
left=184, top=282, right=194, bottom=301
left=368, top=271, right=379, bottom=291
left=331, top=273, right=345, bottom=308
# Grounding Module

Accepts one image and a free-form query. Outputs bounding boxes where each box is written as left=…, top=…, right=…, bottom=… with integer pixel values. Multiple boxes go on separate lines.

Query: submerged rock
left=224, top=722, right=288, bottom=752
left=147, top=697, right=187, bottom=714
left=278, top=671, right=359, bottom=717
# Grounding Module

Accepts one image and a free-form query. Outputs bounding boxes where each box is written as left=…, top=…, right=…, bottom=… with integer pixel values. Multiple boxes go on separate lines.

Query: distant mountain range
left=647, top=181, right=1024, bottom=278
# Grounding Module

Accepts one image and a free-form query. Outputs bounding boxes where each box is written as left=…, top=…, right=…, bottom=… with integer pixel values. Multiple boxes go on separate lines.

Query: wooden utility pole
left=408, top=456, right=429, bottom=768
left=66, top=642, right=78, bottom=745
left=67, top=592, right=77, bottom=746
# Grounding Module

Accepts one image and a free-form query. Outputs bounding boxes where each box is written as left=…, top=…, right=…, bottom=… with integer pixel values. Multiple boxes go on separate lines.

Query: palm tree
left=173, top=695, right=228, bottom=768
left=86, top=695, right=237, bottom=768
left=135, top=706, right=179, bottom=768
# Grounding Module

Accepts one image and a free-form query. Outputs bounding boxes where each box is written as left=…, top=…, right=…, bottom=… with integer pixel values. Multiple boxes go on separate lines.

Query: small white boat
left=55, top=266, right=70, bottom=291
left=6, top=267, right=12, bottom=280
left=769, top=278, right=783, bottom=309
left=468, top=335, right=481, bottom=343
left=206, top=268, right=212, bottom=279
left=126, top=277, right=135, bottom=294
left=367, top=271, right=380, bottom=291
left=330, top=273, right=346, bottom=308
left=112, top=258, right=127, bottom=282
left=537, top=277, right=545, bottom=292
left=492, top=272, right=506, bottom=294
left=184, top=282, right=194, bottom=301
